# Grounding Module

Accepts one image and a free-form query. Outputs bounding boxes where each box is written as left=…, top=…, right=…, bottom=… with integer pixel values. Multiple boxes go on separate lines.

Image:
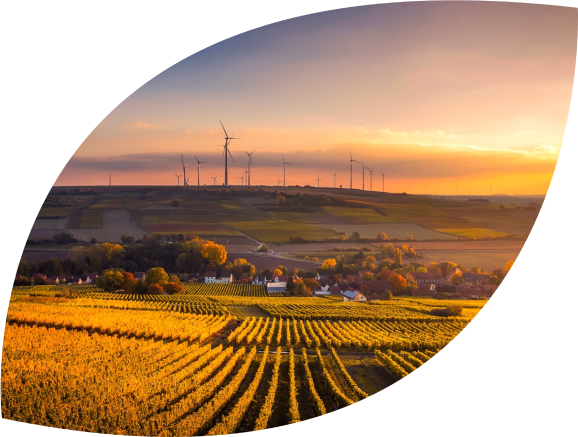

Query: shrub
left=148, top=283, right=164, bottom=295
left=430, top=305, right=463, bottom=317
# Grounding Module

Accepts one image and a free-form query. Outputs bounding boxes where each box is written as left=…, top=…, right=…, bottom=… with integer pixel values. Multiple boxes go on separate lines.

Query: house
left=271, top=275, right=288, bottom=283
left=436, top=284, right=458, bottom=294
left=412, top=283, right=437, bottom=297
left=457, top=284, right=497, bottom=298
left=342, top=290, right=367, bottom=302
left=267, top=282, right=287, bottom=293
left=314, top=273, right=330, bottom=281
left=206, top=273, right=233, bottom=284
left=461, top=272, right=488, bottom=286
left=79, top=273, right=97, bottom=284
left=133, top=272, right=146, bottom=281
left=314, top=289, right=331, bottom=296
left=252, top=276, right=267, bottom=285
left=329, top=284, right=342, bottom=296
left=412, top=272, right=442, bottom=283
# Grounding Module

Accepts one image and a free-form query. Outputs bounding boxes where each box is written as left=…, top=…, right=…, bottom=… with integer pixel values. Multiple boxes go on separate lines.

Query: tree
left=393, top=247, right=402, bottom=266
left=377, top=232, right=388, bottom=241
left=380, top=269, right=394, bottom=280
left=200, top=242, right=227, bottom=265
left=96, top=269, right=125, bottom=291
left=504, top=260, right=514, bottom=274
left=359, top=284, right=371, bottom=295
left=450, top=272, right=462, bottom=285
left=164, top=281, right=184, bottom=295
left=311, top=257, right=319, bottom=262
left=384, top=289, right=393, bottom=300
left=295, top=281, right=312, bottom=297
left=416, top=266, right=427, bottom=273
left=321, top=258, right=337, bottom=269
left=486, top=275, right=501, bottom=285
left=145, top=267, right=169, bottom=286
left=471, top=266, right=481, bottom=274
left=407, top=235, right=413, bottom=241
left=286, top=276, right=296, bottom=291
left=492, top=268, right=505, bottom=280
left=350, top=232, right=361, bottom=242
left=135, top=279, right=148, bottom=294
left=388, top=274, right=406, bottom=293
left=33, top=274, right=47, bottom=285
left=365, top=255, right=376, bottom=264
left=273, top=269, right=283, bottom=276
left=14, top=276, right=30, bottom=286
left=405, top=273, right=418, bottom=293
left=276, top=195, right=287, bottom=205
left=276, top=265, right=288, bottom=275
left=362, top=272, right=374, bottom=281
left=121, top=272, right=137, bottom=293
left=148, top=283, right=164, bottom=295
left=303, top=278, right=320, bottom=290
left=90, top=237, right=98, bottom=244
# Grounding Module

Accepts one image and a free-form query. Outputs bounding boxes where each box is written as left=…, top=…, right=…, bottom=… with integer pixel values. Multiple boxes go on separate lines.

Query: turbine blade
left=219, top=120, right=228, bottom=137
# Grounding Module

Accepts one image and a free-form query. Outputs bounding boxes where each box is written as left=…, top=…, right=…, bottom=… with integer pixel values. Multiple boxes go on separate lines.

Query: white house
left=205, top=272, right=233, bottom=284
left=267, top=282, right=287, bottom=293
left=342, top=290, right=367, bottom=302
left=252, top=276, right=267, bottom=285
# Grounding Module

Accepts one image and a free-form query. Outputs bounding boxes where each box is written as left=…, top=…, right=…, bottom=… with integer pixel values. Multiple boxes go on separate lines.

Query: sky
left=56, top=1, right=577, bottom=195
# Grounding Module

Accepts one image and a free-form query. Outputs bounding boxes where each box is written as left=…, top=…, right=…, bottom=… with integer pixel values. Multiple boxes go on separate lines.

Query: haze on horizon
left=55, top=2, right=577, bottom=195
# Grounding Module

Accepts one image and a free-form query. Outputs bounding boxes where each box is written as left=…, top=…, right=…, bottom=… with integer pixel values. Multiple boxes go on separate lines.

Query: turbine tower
left=243, top=148, right=257, bottom=186
left=349, top=149, right=359, bottom=190
left=181, top=154, right=188, bottom=186
left=361, top=160, right=366, bottom=191
left=381, top=170, right=388, bottom=192
left=175, top=174, right=182, bottom=186
left=219, top=121, right=238, bottom=187
left=211, top=175, right=218, bottom=186
left=194, top=155, right=206, bottom=186
left=316, top=174, right=322, bottom=188
left=368, top=167, right=375, bottom=191
left=282, top=155, right=292, bottom=188
left=109, top=173, right=111, bottom=186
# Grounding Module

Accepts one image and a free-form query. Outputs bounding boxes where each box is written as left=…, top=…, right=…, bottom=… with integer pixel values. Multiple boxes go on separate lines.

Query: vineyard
left=2, top=285, right=483, bottom=435
left=68, top=209, right=106, bottom=228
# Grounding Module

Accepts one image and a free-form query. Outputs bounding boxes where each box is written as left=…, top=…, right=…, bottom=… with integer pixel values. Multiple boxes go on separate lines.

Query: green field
left=322, top=223, right=457, bottom=240
left=221, top=220, right=345, bottom=243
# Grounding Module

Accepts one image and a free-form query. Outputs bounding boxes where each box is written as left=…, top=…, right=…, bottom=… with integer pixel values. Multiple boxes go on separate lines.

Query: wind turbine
left=316, top=174, right=322, bottom=188
left=333, top=171, right=338, bottom=188
left=194, top=155, right=206, bottom=186
left=243, top=148, right=257, bottom=186
left=381, top=170, right=388, bottom=192
left=244, top=167, right=248, bottom=186
left=238, top=174, right=245, bottom=185
left=368, top=167, right=375, bottom=191
left=277, top=177, right=282, bottom=186
left=282, top=155, right=292, bottom=188
left=211, top=175, right=218, bottom=186
left=219, top=121, right=239, bottom=187
left=361, top=160, right=367, bottom=191
left=175, top=174, right=182, bottom=186
left=349, top=149, right=359, bottom=190
left=180, top=154, right=188, bottom=186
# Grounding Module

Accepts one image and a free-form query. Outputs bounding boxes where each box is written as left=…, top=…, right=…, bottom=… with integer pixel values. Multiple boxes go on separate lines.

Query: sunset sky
left=56, top=2, right=577, bottom=195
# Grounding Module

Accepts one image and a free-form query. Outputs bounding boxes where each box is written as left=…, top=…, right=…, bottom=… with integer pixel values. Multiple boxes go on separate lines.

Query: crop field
left=323, top=222, right=457, bottom=240
left=36, top=206, right=76, bottom=218
left=2, top=284, right=480, bottom=435
left=322, top=206, right=403, bottom=224
left=432, top=227, right=507, bottom=239
left=68, top=210, right=149, bottom=243
left=220, top=220, right=345, bottom=243
left=69, top=209, right=106, bottom=229
left=418, top=249, right=520, bottom=271
left=141, top=222, right=242, bottom=237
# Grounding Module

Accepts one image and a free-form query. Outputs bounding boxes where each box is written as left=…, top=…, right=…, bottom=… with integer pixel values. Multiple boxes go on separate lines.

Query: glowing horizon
left=55, top=2, right=577, bottom=195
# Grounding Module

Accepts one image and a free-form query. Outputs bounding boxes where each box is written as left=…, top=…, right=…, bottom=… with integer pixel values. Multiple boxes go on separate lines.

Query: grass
left=323, top=206, right=402, bottom=224
left=432, top=228, right=507, bottom=239
left=220, top=220, right=344, bottom=243
left=320, top=223, right=457, bottom=240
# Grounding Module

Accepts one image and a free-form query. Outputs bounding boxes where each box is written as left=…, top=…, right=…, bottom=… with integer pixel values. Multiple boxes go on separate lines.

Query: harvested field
left=323, top=223, right=457, bottom=240
left=418, top=249, right=519, bottom=271
left=31, top=218, right=68, bottom=229
left=141, top=222, right=242, bottom=237
left=21, top=249, right=69, bottom=262
left=221, top=220, right=344, bottom=243
left=323, top=206, right=402, bottom=224
left=69, top=210, right=105, bottom=229
left=227, top=252, right=321, bottom=271
left=67, top=210, right=149, bottom=243
left=432, top=228, right=507, bottom=239
left=37, top=206, right=75, bottom=218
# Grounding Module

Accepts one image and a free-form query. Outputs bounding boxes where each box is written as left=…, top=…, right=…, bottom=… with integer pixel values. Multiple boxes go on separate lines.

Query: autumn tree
left=393, top=247, right=403, bottom=266
left=303, top=278, right=320, bottom=290
left=295, top=280, right=312, bottom=297
left=33, top=274, right=47, bottom=285
left=200, top=241, right=227, bottom=265
left=365, top=255, right=376, bottom=264
left=273, top=268, right=283, bottom=276
left=276, top=195, right=287, bottom=205
left=121, top=272, right=137, bottom=293
left=406, top=273, right=418, bottom=293
left=377, top=232, right=388, bottom=241
left=96, top=269, right=125, bottom=291
left=362, top=272, right=374, bottom=281
left=380, top=243, right=395, bottom=258
left=471, top=266, right=481, bottom=274
left=388, top=274, right=407, bottom=293
left=145, top=267, right=169, bottom=287
left=134, top=279, right=148, bottom=294
left=148, top=283, right=164, bottom=295
left=321, top=258, right=337, bottom=269
left=450, top=271, right=462, bottom=285
left=164, top=281, right=184, bottom=295
left=504, top=260, right=514, bottom=274
left=416, top=266, right=427, bottom=273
